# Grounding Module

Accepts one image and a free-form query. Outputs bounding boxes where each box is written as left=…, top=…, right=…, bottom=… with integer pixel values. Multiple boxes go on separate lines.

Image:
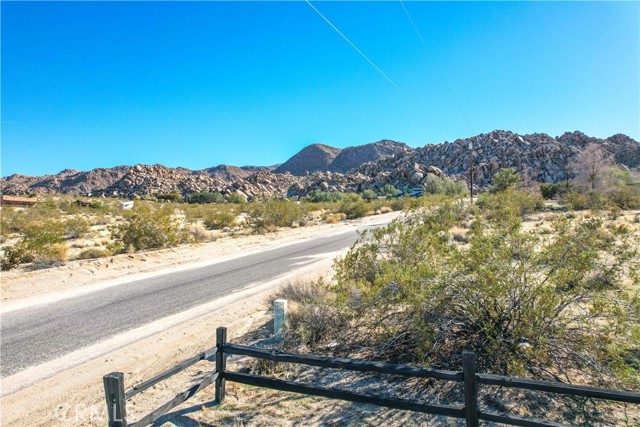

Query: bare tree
left=572, top=143, right=611, bottom=190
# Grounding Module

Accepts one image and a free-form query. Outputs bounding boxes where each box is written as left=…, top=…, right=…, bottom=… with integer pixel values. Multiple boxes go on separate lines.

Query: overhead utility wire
left=305, top=0, right=411, bottom=100
left=399, top=0, right=475, bottom=134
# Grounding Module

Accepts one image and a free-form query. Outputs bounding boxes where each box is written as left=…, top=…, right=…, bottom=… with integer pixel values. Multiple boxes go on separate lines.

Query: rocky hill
left=328, top=140, right=411, bottom=173
left=2, top=130, right=638, bottom=200
left=274, top=144, right=342, bottom=176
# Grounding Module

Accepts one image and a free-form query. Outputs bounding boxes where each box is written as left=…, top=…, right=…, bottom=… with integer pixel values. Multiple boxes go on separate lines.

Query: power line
left=399, top=0, right=476, bottom=134
left=305, top=0, right=411, bottom=100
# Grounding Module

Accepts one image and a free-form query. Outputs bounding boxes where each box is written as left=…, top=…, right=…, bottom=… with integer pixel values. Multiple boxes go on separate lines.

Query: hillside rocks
left=2, top=130, right=637, bottom=200
left=328, top=140, right=411, bottom=173
left=274, top=144, right=342, bottom=175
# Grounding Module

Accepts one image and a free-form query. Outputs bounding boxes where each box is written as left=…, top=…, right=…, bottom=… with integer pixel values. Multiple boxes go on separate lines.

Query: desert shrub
left=304, top=190, right=345, bottom=203
left=330, top=198, right=639, bottom=387
left=389, top=197, right=408, bottom=211
left=285, top=303, right=347, bottom=349
left=24, top=243, right=68, bottom=269
left=226, top=193, right=247, bottom=204
left=562, top=191, right=589, bottom=210
left=562, top=190, right=611, bottom=211
left=203, top=210, right=236, bottom=230
left=21, top=219, right=66, bottom=247
left=271, top=279, right=328, bottom=305
left=187, top=191, right=225, bottom=204
left=379, top=184, right=401, bottom=198
left=77, top=248, right=110, bottom=260
left=272, top=280, right=347, bottom=349
left=157, top=192, right=182, bottom=203
left=250, top=200, right=304, bottom=231
left=338, top=194, right=370, bottom=219
left=0, top=243, right=33, bottom=271
left=539, top=182, right=562, bottom=199
left=111, top=206, right=186, bottom=251
left=64, top=217, right=90, bottom=239
left=324, top=213, right=345, bottom=224
left=608, top=187, right=640, bottom=209
left=490, top=168, right=521, bottom=193
left=362, top=189, right=377, bottom=200
left=339, top=200, right=369, bottom=219
left=477, top=190, right=544, bottom=224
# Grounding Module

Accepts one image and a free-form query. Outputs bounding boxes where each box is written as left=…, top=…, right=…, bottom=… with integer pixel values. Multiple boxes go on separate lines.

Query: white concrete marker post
left=273, top=299, right=288, bottom=336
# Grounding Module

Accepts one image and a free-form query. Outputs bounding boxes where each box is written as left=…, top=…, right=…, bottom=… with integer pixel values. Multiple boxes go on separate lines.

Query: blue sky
left=2, top=1, right=639, bottom=177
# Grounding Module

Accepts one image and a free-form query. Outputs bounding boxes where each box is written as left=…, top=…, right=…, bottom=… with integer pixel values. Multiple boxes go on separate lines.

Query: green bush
left=250, top=200, right=304, bottom=231
left=477, top=190, right=544, bottom=226
left=562, top=191, right=589, bottom=210
left=65, top=217, right=90, bottom=239
left=338, top=194, right=370, bottom=219
left=157, top=192, right=182, bottom=203
left=490, top=168, right=521, bottom=193
left=361, top=189, right=377, bottom=200
left=187, top=191, right=225, bottom=204
left=423, top=175, right=468, bottom=196
left=226, top=193, right=247, bottom=204
left=332, top=200, right=639, bottom=386
left=539, top=182, right=561, bottom=199
left=0, top=243, right=33, bottom=271
left=203, top=210, right=236, bottom=230
left=304, top=190, right=345, bottom=203
left=608, top=187, right=640, bottom=209
left=111, top=206, right=186, bottom=251
left=378, top=184, right=401, bottom=198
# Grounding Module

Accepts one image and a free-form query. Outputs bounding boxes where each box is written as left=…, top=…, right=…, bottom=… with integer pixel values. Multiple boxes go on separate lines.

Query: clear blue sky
left=2, top=1, right=638, bottom=177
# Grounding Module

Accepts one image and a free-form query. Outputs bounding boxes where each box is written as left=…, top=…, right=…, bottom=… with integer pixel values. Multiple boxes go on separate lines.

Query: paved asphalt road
left=0, top=224, right=385, bottom=378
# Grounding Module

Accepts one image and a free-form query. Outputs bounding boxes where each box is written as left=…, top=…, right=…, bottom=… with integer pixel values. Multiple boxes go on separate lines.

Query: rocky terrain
left=328, top=140, right=410, bottom=173
left=274, top=144, right=342, bottom=176
left=2, top=131, right=638, bottom=200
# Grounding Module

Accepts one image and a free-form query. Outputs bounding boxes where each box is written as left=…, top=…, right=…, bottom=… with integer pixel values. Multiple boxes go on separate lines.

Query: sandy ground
left=0, top=212, right=401, bottom=427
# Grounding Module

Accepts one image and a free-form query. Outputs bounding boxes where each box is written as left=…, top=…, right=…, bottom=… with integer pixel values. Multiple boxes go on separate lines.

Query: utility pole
left=469, top=141, right=474, bottom=204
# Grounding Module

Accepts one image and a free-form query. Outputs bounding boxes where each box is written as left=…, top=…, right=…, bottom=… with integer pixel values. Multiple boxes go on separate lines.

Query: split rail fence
left=104, top=326, right=640, bottom=427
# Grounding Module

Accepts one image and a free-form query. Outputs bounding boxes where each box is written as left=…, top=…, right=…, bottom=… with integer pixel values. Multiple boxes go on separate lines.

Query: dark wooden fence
left=104, top=326, right=640, bottom=427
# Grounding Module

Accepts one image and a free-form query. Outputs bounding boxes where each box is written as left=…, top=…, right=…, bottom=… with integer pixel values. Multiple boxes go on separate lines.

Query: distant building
left=0, top=195, right=37, bottom=207
left=119, top=201, right=134, bottom=210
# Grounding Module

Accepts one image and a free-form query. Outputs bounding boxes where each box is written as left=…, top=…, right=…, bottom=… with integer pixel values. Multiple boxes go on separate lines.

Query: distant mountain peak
left=274, top=144, right=342, bottom=176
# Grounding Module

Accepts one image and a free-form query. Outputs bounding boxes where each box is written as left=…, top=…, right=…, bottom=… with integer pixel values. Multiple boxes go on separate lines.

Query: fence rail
left=104, top=326, right=640, bottom=427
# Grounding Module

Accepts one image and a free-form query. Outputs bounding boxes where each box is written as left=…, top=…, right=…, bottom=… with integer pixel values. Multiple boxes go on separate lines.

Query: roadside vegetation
left=0, top=187, right=415, bottom=271
left=273, top=188, right=639, bottom=424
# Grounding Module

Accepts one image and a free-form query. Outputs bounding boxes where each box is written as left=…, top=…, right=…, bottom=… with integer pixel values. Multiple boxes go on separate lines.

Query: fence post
left=215, top=326, right=227, bottom=404
left=103, top=372, right=127, bottom=427
left=462, top=352, right=479, bottom=427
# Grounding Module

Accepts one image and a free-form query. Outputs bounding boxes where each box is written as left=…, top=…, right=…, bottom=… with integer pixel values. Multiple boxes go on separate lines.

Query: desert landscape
left=2, top=1, right=639, bottom=426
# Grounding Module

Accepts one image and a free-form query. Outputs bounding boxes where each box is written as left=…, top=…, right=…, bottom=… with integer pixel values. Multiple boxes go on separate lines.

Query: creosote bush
left=110, top=205, right=187, bottom=251
left=328, top=196, right=639, bottom=389
left=250, top=200, right=305, bottom=231
left=338, top=194, right=370, bottom=219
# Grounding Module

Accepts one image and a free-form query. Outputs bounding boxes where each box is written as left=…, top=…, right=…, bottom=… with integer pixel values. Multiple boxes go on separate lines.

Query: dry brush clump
left=266, top=191, right=640, bottom=423
left=282, top=192, right=639, bottom=400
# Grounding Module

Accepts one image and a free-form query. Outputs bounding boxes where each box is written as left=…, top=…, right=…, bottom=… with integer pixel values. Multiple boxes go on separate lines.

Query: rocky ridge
left=2, top=130, right=638, bottom=200
left=274, top=144, right=342, bottom=176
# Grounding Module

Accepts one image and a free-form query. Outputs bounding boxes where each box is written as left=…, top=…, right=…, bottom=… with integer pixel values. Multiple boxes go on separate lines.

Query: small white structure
left=119, top=201, right=134, bottom=210
left=273, top=299, right=288, bottom=336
